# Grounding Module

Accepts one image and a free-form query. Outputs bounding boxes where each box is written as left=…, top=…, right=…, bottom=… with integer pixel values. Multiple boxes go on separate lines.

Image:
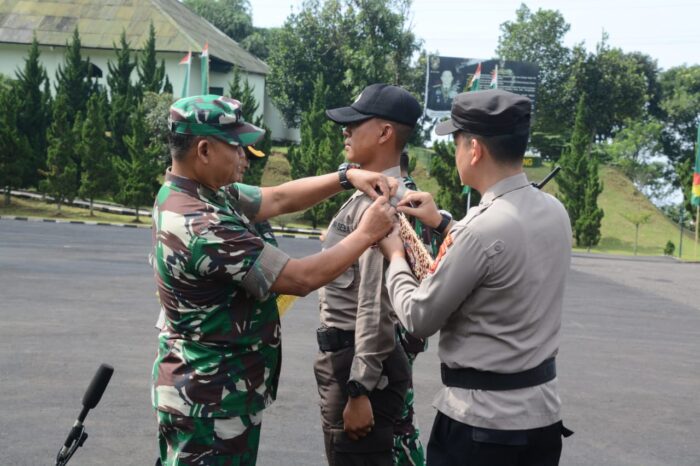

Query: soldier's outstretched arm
left=270, top=197, right=396, bottom=296
left=254, top=170, right=397, bottom=221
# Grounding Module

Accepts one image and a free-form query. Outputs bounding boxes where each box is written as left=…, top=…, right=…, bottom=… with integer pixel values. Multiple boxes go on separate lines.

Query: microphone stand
left=55, top=364, right=114, bottom=466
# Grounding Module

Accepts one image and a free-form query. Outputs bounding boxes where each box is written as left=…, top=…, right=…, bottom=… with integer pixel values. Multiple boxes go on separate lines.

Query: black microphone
left=80, top=363, right=114, bottom=419
left=56, top=364, right=114, bottom=465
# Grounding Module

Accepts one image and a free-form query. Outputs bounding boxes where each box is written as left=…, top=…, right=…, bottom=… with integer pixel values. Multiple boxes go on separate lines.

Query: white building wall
left=0, top=42, right=297, bottom=141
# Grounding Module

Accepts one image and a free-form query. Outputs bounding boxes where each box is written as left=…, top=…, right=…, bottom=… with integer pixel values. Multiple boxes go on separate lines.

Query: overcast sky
left=250, top=0, right=699, bottom=70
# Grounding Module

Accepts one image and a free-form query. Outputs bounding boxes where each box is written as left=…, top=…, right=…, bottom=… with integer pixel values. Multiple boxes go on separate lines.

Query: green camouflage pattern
left=157, top=410, right=262, bottom=465
left=390, top=175, right=444, bottom=466
left=169, top=95, right=265, bottom=147
left=151, top=171, right=283, bottom=419
left=392, top=328, right=426, bottom=466
left=254, top=220, right=278, bottom=248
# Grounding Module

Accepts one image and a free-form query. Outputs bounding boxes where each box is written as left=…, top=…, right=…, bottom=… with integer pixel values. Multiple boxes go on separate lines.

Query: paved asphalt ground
left=1, top=219, right=699, bottom=466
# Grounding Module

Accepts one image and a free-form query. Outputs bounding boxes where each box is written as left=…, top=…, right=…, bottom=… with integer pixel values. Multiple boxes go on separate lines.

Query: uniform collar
left=351, top=165, right=402, bottom=199
left=382, top=165, right=401, bottom=178
left=164, top=169, right=228, bottom=206
left=479, top=172, right=530, bottom=206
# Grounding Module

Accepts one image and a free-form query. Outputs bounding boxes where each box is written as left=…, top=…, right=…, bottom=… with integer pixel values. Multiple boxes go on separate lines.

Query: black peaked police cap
left=326, top=83, right=422, bottom=127
left=435, top=89, right=531, bottom=137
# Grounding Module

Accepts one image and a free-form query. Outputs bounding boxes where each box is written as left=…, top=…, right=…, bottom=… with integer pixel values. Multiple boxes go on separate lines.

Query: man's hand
left=356, top=197, right=396, bottom=243
left=343, top=395, right=374, bottom=441
left=378, top=223, right=404, bottom=261
left=346, top=169, right=398, bottom=200
left=397, top=191, right=442, bottom=228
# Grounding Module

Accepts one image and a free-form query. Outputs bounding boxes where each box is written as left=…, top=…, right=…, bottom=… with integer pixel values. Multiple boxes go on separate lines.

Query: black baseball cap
left=435, top=89, right=531, bottom=137
left=326, top=83, right=422, bottom=127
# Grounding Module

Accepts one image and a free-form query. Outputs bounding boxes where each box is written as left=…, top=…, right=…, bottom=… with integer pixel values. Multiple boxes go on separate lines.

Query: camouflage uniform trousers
left=157, top=410, right=262, bottom=466
left=392, top=331, right=426, bottom=466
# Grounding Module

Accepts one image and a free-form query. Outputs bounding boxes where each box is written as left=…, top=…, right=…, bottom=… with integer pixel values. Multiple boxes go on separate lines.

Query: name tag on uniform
left=332, top=220, right=353, bottom=234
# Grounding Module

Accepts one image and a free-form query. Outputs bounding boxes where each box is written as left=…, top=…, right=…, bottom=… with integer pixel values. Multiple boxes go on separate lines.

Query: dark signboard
left=425, top=56, right=539, bottom=117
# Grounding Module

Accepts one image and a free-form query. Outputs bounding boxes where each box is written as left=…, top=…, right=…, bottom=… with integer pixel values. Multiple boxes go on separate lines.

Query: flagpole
left=201, top=42, right=209, bottom=95
left=180, top=51, right=191, bottom=98
left=695, top=205, right=699, bottom=259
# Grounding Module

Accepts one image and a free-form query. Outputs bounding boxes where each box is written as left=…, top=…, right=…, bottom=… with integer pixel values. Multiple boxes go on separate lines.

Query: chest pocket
left=323, top=216, right=357, bottom=289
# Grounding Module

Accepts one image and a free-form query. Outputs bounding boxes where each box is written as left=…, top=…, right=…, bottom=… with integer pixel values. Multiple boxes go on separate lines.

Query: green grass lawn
left=407, top=149, right=696, bottom=260
left=0, top=196, right=148, bottom=224
left=5, top=149, right=697, bottom=259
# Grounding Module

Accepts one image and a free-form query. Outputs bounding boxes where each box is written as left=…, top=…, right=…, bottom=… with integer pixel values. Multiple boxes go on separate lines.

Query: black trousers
left=314, top=344, right=410, bottom=466
left=427, top=411, right=571, bottom=466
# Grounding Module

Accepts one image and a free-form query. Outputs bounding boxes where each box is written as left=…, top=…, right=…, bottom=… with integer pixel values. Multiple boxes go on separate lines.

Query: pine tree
left=79, top=93, right=113, bottom=215
left=41, top=95, right=78, bottom=213
left=310, top=119, right=346, bottom=225
left=142, top=91, right=175, bottom=170
left=575, top=154, right=604, bottom=249
left=228, top=68, right=272, bottom=186
left=287, top=74, right=346, bottom=227
left=557, top=94, right=590, bottom=229
left=137, top=22, right=166, bottom=95
left=431, top=140, right=465, bottom=220
left=558, top=94, right=605, bottom=247
left=15, top=34, right=52, bottom=188
left=107, top=30, right=137, bottom=161
left=112, top=107, right=161, bottom=222
left=54, top=27, right=94, bottom=127
left=163, top=75, right=173, bottom=94
left=0, top=83, right=31, bottom=206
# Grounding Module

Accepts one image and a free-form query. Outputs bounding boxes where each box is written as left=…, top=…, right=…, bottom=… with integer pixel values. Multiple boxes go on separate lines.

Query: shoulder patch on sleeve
left=429, top=231, right=454, bottom=274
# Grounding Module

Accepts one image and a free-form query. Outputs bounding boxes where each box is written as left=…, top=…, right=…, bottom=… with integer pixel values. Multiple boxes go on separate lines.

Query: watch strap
left=435, top=212, right=452, bottom=235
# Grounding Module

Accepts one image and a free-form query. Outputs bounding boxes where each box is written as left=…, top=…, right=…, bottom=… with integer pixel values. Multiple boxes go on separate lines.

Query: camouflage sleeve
left=241, top=242, right=289, bottom=300
left=192, top=223, right=290, bottom=301
left=224, top=183, right=262, bottom=220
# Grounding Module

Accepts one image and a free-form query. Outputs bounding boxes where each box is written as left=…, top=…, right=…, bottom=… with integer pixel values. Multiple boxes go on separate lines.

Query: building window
left=209, top=87, right=224, bottom=96
left=89, top=63, right=103, bottom=78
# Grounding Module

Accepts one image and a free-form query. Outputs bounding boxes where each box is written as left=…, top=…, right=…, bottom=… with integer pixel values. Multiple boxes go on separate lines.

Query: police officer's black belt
left=317, top=327, right=354, bottom=352
left=441, top=358, right=556, bottom=391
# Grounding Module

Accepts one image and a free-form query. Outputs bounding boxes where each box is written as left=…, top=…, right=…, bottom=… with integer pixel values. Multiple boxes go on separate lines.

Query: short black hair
left=400, top=149, right=410, bottom=173
left=456, top=129, right=529, bottom=165
left=392, top=122, right=414, bottom=151
left=168, top=131, right=197, bottom=161
left=376, top=118, right=414, bottom=151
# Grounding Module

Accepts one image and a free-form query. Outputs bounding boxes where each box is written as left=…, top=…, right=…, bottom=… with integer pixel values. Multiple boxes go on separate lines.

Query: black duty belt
left=317, top=326, right=354, bottom=352
left=441, top=358, right=556, bottom=391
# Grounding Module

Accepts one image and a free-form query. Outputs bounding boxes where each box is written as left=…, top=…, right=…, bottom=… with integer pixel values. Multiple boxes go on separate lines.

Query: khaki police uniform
left=316, top=166, right=410, bottom=466
left=385, top=172, right=573, bottom=465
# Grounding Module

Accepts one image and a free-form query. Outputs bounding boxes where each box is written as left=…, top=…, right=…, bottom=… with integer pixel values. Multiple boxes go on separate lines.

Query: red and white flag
left=201, top=42, right=209, bottom=58
left=179, top=51, right=191, bottom=65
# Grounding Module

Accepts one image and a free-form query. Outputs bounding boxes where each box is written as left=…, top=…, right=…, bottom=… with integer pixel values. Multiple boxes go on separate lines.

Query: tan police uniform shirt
left=318, top=166, right=401, bottom=392
left=385, top=172, right=572, bottom=430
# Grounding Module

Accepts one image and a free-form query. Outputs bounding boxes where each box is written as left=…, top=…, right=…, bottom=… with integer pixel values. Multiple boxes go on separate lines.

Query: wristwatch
left=434, top=210, right=453, bottom=235
left=338, top=162, right=361, bottom=190
left=346, top=380, right=369, bottom=398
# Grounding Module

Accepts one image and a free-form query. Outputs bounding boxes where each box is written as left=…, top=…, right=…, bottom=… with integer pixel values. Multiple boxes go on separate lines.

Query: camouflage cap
left=169, top=95, right=265, bottom=149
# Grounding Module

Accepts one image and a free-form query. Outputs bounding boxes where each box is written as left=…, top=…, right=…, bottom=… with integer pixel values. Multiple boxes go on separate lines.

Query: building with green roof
left=0, top=0, right=298, bottom=141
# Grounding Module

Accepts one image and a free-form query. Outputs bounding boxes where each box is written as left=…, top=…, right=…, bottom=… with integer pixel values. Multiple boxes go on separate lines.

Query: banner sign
left=425, top=56, right=539, bottom=118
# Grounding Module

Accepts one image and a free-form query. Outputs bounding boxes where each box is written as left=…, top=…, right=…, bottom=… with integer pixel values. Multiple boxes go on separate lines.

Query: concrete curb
left=0, top=214, right=151, bottom=229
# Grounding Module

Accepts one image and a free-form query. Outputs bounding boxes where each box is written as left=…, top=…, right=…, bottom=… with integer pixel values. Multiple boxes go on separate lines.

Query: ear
left=377, top=122, right=394, bottom=146
left=470, top=138, right=482, bottom=166
left=195, top=138, right=211, bottom=165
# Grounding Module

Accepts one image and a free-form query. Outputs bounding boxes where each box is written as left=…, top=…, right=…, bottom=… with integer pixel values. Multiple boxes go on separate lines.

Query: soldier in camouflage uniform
left=152, top=95, right=399, bottom=465
left=391, top=151, right=443, bottom=466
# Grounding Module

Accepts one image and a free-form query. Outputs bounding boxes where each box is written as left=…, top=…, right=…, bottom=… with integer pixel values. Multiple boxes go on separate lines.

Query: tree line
left=2, top=0, right=698, bottom=238
left=0, top=23, right=269, bottom=220
left=193, top=0, right=698, bottom=244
